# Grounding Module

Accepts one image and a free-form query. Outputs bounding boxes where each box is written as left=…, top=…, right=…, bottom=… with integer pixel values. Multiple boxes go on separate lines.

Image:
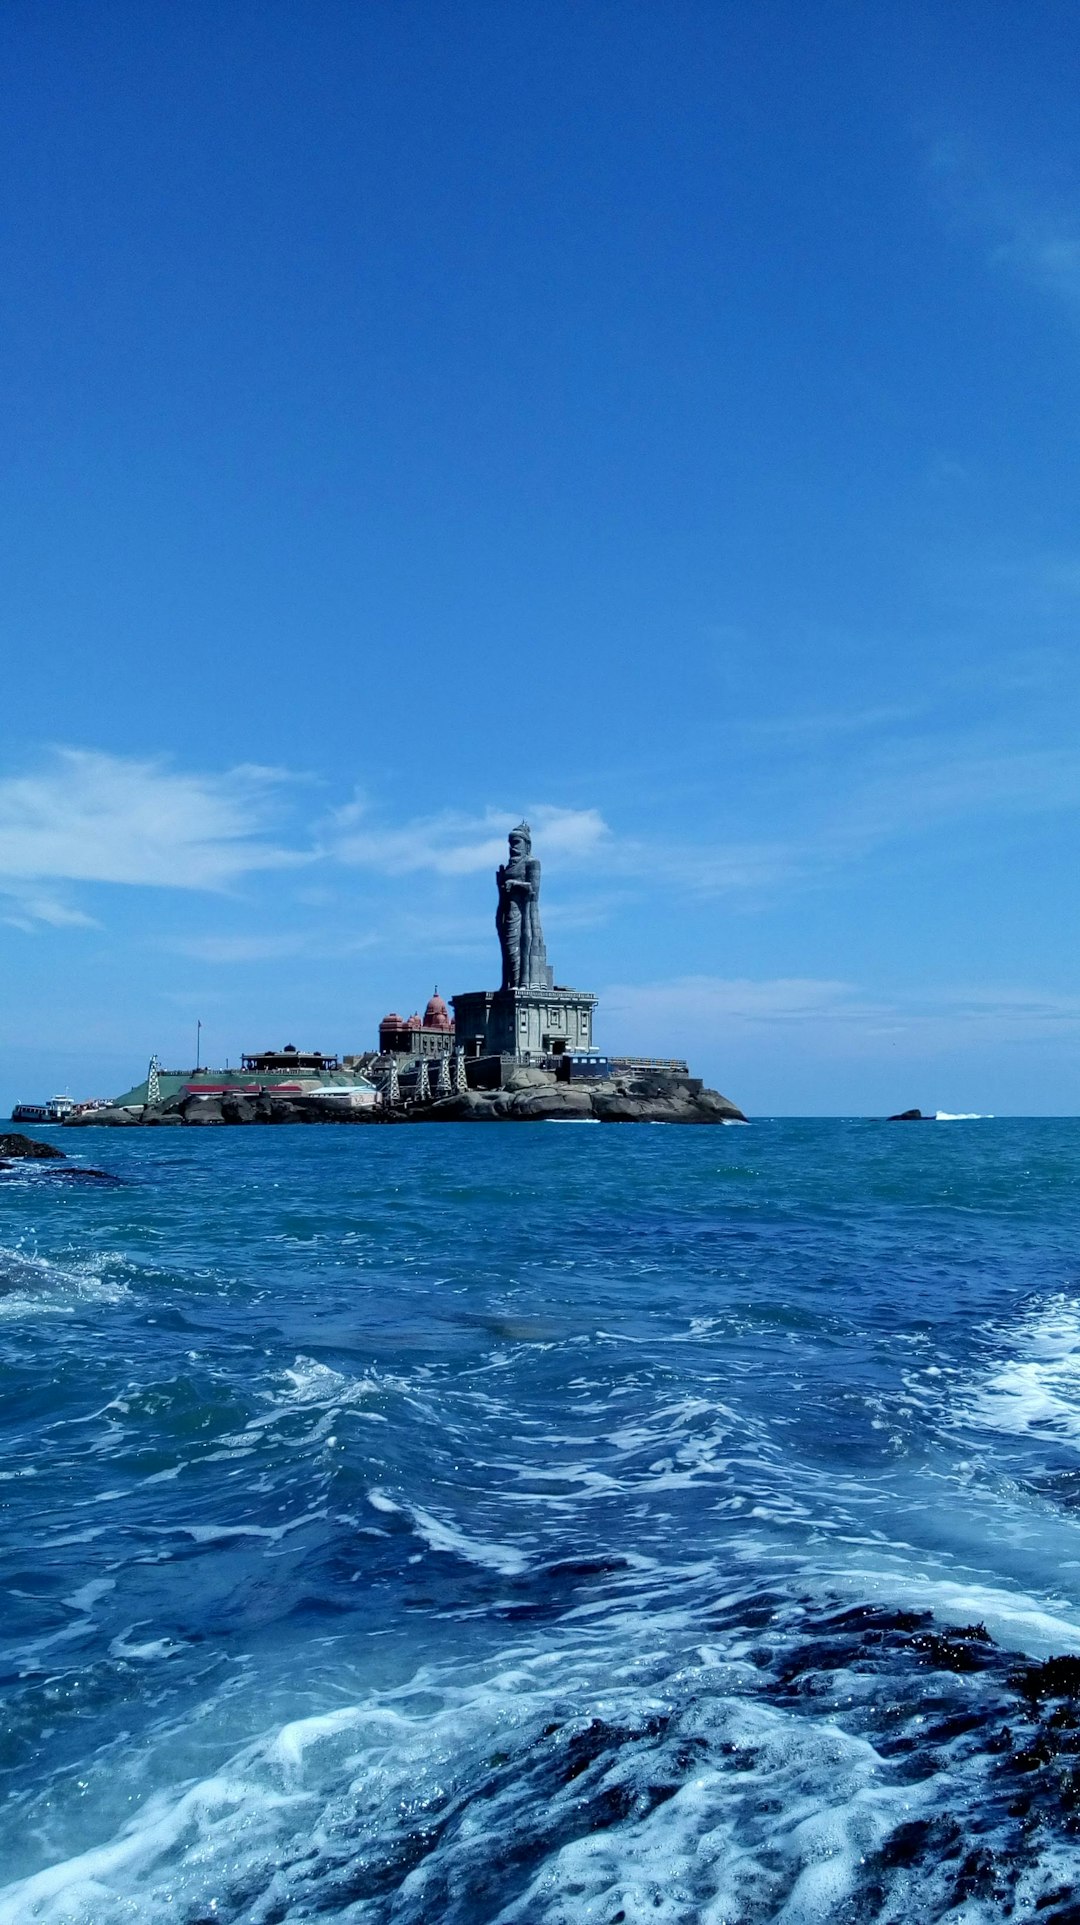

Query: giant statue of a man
left=496, top=822, right=549, bottom=990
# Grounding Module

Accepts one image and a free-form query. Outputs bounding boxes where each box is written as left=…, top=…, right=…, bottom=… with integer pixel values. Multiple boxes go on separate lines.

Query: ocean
left=3, top=1118, right=1080, bottom=1922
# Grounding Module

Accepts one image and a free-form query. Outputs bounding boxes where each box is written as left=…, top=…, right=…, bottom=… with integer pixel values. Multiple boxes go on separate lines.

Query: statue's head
left=507, top=821, right=531, bottom=860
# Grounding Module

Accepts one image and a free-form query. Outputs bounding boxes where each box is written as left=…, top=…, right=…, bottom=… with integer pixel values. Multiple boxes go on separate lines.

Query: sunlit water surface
left=3, top=1119, right=1080, bottom=1921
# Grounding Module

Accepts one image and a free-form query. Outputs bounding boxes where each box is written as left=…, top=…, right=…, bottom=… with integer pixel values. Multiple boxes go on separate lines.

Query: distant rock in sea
left=0, top=1132, right=66, bottom=1159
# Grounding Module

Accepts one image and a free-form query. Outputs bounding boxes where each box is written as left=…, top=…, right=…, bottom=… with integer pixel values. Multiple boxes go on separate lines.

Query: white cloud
left=0, top=750, right=302, bottom=898
left=329, top=802, right=610, bottom=876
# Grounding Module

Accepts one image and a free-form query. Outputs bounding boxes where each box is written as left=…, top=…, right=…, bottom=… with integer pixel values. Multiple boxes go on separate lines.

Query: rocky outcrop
left=0, top=1132, right=66, bottom=1158
left=66, top=1072, right=746, bottom=1127
left=140, top=1091, right=367, bottom=1126
left=64, top=1107, right=143, bottom=1126
left=408, top=1072, right=745, bottom=1124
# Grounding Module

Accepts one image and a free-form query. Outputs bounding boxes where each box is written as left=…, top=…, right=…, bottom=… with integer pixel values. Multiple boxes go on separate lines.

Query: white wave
left=0, top=1649, right=941, bottom=1925
left=62, top=1579, right=114, bottom=1615
left=0, top=1773, right=299, bottom=1925
left=366, top=1486, right=401, bottom=1515
left=216, top=1355, right=404, bottom=1452
left=934, top=1110, right=992, bottom=1120
left=408, top=1505, right=528, bottom=1575
left=830, top=1566, right=1080, bottom=1657
left=964, top=1300, right=1080, bottom=1446
left=107, top=1627, right=186, bottom=1662
left=0, top=1244, right=131, bottom=1317
left=366, top=1485, right=529, bottom=1573
left=173, top=1509, right=327, bottom=1546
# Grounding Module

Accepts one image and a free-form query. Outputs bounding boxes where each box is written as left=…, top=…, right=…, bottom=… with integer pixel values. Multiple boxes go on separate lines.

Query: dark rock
left=0, top=1132, right=66, bottom=1159
left=888, top=1109, right=929, bottom=1121
left=63, top=1106, right=141, bottom=1126
left=405, top=1078, right=745, bottom=1124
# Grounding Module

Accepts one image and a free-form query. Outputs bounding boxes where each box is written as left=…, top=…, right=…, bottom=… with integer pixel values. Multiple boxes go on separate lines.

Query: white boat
left=11, top=1094, right=75, bottom=1124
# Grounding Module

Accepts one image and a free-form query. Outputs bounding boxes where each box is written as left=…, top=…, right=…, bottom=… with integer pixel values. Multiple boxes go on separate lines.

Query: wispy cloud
left=0, top=749, right=303, bottom=924
left=827, top=738, right=1080, bottom=845
left=173, top=929, right=383, bottom=965
left=742, top=703, right=921, bottom=745
left=603, top=976, right=856, bottom=1028
left=603, top=974, right=1080, bottom=1058
left=928, top=137, right=1080, bottom=316
left=328, top=801, right=610, bottom=876
left=611, top=733, right=1080, bottom=901
left=0, top=887, right=100, bottom=934
left=3, top=728, right=1077, bottom=941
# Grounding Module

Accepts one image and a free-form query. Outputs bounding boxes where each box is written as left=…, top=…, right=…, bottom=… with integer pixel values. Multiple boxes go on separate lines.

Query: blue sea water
left=3, top=1118, right=1080, bottom=1921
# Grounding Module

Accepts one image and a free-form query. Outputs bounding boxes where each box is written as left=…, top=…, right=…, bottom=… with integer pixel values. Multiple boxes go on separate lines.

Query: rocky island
left=65, top=826, right=744, bottom=1127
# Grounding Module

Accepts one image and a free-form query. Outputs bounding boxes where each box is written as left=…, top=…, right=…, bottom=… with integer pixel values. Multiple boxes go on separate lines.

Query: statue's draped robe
left=496, top=834, right=549, bottom=991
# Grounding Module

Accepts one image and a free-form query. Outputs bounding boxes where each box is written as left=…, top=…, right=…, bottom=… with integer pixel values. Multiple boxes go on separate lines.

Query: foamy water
left=3, top=1119, right=1080, bottom=1919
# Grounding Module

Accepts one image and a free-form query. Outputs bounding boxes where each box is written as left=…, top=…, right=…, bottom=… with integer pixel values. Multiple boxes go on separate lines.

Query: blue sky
left=2, top=1, right=1080, bottom=1114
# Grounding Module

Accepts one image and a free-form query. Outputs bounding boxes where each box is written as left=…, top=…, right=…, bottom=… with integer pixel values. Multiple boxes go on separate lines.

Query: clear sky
left=2, top=1, right=1079, bottom=1115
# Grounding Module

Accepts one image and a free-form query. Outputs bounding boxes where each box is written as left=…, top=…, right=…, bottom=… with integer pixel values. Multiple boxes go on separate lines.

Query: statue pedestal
left=452, top=986, right=597, bottom=1062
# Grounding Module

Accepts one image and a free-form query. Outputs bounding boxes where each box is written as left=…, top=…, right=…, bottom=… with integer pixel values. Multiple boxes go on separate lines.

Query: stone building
left=378, top=991, right=455, bottom=1058
left=451, top=985, right=595, bottom=1060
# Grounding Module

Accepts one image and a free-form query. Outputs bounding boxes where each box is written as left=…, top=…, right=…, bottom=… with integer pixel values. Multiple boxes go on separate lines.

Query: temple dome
left=379, top=1012, right=402, bottom=1027
left=422, top=990, right=452, bottom=1031
left=405, top=1013, right=423, bottom=1031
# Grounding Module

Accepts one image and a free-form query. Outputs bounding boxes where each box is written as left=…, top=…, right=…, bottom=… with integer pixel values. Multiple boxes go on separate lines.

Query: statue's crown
left=510, top=819, right=531, bottom=844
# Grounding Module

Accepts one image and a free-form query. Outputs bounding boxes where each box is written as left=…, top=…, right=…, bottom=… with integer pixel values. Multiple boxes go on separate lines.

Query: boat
left=10, top=1094, right=76, bottom=1124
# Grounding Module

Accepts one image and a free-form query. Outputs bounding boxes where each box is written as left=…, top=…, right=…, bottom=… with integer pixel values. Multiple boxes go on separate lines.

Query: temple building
left=378, top=991, right=455, bottom=1058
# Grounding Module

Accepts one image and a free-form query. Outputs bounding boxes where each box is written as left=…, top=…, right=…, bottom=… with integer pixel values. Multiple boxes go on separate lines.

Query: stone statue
left=496, top=822, right=551, bottom=990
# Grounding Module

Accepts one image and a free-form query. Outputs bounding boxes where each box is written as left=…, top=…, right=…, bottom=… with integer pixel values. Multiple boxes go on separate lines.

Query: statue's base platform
left=451, top=985, right=597, bottom=1061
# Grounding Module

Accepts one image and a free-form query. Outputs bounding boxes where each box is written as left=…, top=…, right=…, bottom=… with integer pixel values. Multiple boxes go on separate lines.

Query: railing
left=608, top=1057, right=689, bottom=1073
